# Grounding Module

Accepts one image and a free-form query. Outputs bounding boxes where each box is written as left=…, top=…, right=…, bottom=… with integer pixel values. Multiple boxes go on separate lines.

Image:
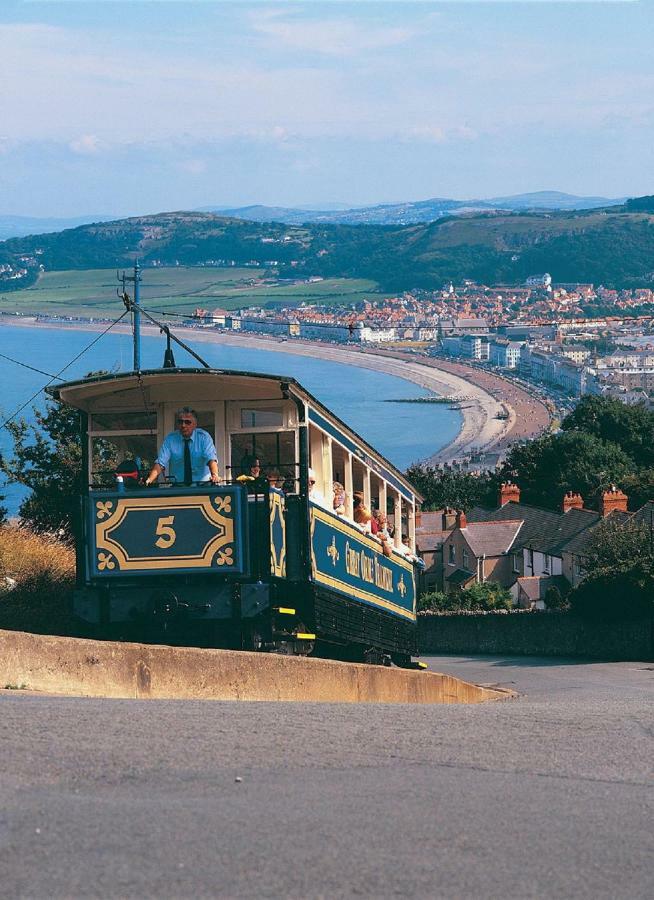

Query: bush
left=418, top=582, right=512, bottom=613
left=569, top=566, right=654, bottom=623
left=544, top=585, right=569, bottom=611
left=0, top=524, right=78, bottom=635
left=418, top=591, right=452, bottom=612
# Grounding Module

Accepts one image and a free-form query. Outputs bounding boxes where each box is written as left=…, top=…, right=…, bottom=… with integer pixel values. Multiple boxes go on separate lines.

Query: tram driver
left=145, top=407, right=221, bottom=486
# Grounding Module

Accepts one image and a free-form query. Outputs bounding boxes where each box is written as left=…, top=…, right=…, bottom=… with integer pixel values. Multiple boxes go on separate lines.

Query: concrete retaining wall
left=0, top=629, right=509, bottom=703
left=419, top=612, right=654, bottom=660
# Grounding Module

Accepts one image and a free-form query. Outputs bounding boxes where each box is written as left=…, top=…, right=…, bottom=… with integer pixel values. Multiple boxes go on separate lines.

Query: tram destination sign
left=310, top=505, right=416, bottom=620
left=88, top=486, right=248, bottom=577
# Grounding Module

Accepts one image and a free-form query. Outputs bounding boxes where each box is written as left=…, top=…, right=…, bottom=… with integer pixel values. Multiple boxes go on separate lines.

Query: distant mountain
left=3, top=200, right=654, bottom=293
left=0, top=214, right=116, bottom=241
left=483, top=191, right=625, bottom=211
left=203, top=192, right=626, bottom=226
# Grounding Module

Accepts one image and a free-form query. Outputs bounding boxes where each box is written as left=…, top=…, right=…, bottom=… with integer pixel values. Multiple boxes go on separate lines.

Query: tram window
left=194, top=411, right=215, bottom=439
left=230, top=431, right=297, bottom=487
left=91, top=411, right=156, bottom=432
left=240, top=408, right=284, bottom=429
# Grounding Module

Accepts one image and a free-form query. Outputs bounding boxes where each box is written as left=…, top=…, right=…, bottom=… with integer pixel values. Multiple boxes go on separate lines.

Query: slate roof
left=460, top=521, right=523, bottom=557
left=469, top=501, right=601, bottom=556
left=560, top=509, right=631, bottom=556
left=627, top=501, right=654, bottom=528
left=416, top=510, right=450, bottom=552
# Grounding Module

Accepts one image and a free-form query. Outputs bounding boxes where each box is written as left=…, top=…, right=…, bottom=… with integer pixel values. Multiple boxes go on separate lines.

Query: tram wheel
left=363, top=647, right=392, bottom=667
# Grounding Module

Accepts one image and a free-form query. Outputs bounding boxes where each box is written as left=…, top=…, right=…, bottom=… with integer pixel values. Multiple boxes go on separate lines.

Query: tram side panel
left=308, top=503, right=418, bottom=655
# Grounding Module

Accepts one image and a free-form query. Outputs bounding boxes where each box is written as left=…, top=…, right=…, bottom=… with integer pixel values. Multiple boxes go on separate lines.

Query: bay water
left=0, top=324, right=460, bottom=515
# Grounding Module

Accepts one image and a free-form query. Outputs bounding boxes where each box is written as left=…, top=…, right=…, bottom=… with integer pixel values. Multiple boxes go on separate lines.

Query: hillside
left=3, top=204, right=654, bottom=294
left=205, top=191, right=624, bottom=226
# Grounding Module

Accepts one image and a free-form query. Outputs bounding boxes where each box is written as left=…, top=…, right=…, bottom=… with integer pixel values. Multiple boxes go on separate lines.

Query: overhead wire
left=0, top=352, right=60, bottom=380
left=0, top=308, right=130, bottom=431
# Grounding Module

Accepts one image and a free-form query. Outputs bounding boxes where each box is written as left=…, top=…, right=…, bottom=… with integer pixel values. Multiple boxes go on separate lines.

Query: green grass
left=0, top=268, right=387, bottom=318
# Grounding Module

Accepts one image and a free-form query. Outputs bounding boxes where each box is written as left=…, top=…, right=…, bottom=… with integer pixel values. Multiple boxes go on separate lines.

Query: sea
left=0, top=324, right=461, bottom=515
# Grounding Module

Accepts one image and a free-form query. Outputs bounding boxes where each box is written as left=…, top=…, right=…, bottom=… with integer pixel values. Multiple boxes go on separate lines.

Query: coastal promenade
left=0, top=318, right=551, bottom=464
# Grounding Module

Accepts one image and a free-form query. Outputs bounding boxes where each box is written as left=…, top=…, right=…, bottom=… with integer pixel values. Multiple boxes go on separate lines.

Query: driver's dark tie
left=184, top=438, right=192, bottom=485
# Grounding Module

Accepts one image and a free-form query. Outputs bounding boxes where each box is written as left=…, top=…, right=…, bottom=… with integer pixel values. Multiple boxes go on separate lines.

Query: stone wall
left=418, top=611, right=653, bottom=660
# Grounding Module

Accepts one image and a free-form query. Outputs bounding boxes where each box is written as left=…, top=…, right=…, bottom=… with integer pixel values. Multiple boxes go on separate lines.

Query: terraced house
left=440, top=482, right=635, bottom=607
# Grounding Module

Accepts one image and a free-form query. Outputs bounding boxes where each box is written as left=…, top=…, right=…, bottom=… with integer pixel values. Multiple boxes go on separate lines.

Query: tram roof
left=47, top=367, right=421, bottom=502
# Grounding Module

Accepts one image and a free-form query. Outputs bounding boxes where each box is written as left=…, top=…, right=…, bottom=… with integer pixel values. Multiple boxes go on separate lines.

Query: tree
left=405, top=464, right=499, bottom=511
left=622, top=469, right=654, bottom=510
left=569, top=568, right=653, bottom=622
left=501, top=431, right=634, bottom=511
left=581, top=518, right=653, bottom=575
left=568, top=519, right=654, bottom=621
left=0, top=380, right=114, bottom=536
left=562, top=395, right=654, bottom=469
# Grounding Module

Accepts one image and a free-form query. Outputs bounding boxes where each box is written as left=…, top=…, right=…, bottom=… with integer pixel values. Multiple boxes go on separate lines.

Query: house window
left=527, top=548, right=534, bottom=574
left=542, top=554, right=551, bottom=574
left=462, top=548, right=469, bottom=570
left=448, top=544, right=456, bottom=565
left=574, top=557, right=583, bottom=577
left=512, top=552, right=520, bottom=573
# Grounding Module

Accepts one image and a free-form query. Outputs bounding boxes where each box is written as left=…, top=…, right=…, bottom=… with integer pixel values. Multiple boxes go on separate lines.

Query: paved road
left=1, top=656, right=652, bottom=899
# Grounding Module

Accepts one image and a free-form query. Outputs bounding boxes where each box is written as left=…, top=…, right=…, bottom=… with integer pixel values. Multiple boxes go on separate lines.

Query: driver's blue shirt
left=156, top=428, right=218, bottom=483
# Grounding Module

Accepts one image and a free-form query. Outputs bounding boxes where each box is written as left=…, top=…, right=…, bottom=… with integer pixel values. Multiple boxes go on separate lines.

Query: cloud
left=69, top=134, right=102, bottom=155
left=249, top=10, right=415, bottom=56
left=178, top=158, right=207, bottom=175
left=408, top=125, right=479, bottom=144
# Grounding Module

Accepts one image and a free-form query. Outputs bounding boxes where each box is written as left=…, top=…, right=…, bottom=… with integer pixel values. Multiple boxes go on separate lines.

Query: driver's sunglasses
left=177, top=418, right=194, bottom=425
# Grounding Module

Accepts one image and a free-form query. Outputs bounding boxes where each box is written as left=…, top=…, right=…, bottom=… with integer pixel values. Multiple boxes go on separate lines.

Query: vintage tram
left=50, top=365, right=423, bottom=665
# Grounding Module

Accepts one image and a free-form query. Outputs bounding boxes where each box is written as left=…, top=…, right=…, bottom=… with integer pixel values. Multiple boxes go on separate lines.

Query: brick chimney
left=600, top=486, right=628, bottom=517
left=442, top=507, right=457, bottom=530
left=456, top=510, right=467, bottom=529
left=498, top=481, right=521, bottom=507
left=562, top=491, right=584, bottom=513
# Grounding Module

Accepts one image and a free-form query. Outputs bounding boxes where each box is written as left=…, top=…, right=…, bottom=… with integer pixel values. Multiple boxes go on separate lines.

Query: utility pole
left=118, top=261, right=142, bottom=371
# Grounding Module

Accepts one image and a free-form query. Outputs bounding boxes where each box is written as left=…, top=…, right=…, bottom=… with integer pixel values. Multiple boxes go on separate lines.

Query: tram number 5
left=155, top=515, right=177, bottom=549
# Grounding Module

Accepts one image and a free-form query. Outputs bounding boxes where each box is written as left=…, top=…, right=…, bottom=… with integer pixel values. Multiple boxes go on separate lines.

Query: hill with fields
left=2, top=202, right=654, bottom=294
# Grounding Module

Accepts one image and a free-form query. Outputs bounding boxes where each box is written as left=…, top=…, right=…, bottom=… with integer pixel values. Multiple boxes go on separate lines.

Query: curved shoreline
left=0, top=318, right=551, bottom=464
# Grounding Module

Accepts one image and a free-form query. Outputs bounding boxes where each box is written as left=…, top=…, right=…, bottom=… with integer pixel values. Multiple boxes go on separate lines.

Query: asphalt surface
left=1, top=655, right=652, bottom=899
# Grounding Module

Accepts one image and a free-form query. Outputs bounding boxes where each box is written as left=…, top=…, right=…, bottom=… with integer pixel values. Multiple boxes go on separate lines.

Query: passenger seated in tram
left=373, top=510, right=389, bottom=538
left=353, top=492, right=375, bottom=536
left=266, top=468, right=284, bottom=491
left=236, top=455, right=268, bottom=493
left=398, top=533, right=426, bottom=569
left=114, top=459, right=141, bottom=490
left=308, top=468, right=326, bottom=506
left=332, top=481, right=346, bottom=516
left=145, top=407, right=220, bottom=486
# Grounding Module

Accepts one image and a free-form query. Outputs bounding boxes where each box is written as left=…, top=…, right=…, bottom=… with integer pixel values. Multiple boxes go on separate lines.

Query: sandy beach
left=0, top=317, right=551, bottom=464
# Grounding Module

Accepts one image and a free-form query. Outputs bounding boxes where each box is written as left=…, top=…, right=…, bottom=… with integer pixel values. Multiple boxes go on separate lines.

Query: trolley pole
left=133, top=260, right=141, bottom=371
left=118, top=261, right=142, bottom=371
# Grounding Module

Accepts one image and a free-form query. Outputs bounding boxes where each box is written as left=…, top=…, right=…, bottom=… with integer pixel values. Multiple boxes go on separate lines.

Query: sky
left=1, top=0, right=653, bottom=217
